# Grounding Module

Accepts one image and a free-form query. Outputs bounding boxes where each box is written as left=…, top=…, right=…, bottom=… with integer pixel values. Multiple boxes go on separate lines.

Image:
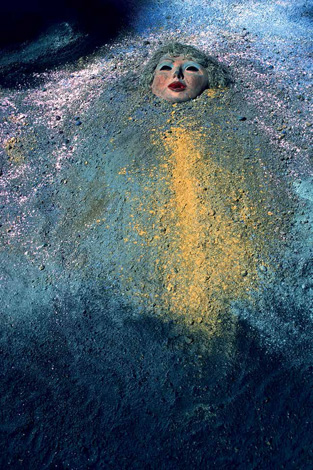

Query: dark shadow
left=0, top=282, right=312, bottom=468
left=301, top=5, right=313, bottom=20
left=0, top=0, right=145, bottom=88
left=0, top=0, right=134, bottom=47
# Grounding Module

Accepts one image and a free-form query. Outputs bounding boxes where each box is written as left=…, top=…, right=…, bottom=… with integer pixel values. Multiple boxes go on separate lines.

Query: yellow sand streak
left=157, top=126, right=260, bottom=333
left=117, top=121, right=280, bottom=338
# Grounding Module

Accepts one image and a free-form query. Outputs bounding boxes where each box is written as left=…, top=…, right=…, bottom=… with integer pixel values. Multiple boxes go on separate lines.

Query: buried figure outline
left=144, top=42, right=231, bottom=102
left=111, top=41, right=291, bottom=333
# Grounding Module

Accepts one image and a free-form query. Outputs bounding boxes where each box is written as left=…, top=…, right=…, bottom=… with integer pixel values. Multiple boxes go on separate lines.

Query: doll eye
left=186, top=65, right=200, bottom=72
left=159, top=64, right=172, bottom=71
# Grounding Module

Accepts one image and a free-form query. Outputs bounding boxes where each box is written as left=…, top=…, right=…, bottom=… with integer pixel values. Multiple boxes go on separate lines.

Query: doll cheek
left=187, top=76, right=199, bottom=88
left=190, top=76, right=206, bottom=89
left=154, top=75, right=168, bottom=89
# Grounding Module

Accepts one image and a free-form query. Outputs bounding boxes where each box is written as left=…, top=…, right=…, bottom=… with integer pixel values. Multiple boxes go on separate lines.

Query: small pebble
left=39, top=265, right=45, bottom=271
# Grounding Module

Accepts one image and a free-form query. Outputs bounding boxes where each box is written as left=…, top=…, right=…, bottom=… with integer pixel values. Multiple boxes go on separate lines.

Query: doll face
left=151, top=55, right=209, bottom=103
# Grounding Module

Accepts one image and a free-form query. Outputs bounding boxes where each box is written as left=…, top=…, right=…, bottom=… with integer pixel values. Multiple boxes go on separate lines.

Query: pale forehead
left=159, top=54, right=199, bottom=63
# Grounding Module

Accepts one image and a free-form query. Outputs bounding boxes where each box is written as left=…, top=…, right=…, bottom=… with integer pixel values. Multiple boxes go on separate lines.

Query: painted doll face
left=151, top=55, right=209, bottom=103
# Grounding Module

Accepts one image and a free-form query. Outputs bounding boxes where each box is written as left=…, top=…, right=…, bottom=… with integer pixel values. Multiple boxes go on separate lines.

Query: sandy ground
left=0, top=1, right=313, bottom=468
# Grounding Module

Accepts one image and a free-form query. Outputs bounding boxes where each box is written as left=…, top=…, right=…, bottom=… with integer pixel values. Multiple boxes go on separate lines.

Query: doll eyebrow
left=156, top=58, right=201, bottom=71
left=182, top=59, right=200, bottom=65
left=183, top=62, right=200, bottom=69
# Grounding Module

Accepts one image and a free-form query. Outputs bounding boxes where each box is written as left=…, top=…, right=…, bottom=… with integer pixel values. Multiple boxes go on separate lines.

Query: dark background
left=0, top=0, right=134, bottom=47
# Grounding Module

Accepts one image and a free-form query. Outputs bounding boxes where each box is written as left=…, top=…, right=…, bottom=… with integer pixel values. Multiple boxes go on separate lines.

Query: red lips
left=168, top=81, right=186, bottom=91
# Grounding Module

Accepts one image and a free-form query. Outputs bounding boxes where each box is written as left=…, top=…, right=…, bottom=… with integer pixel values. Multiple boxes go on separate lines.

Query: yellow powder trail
left=117, top=120, right=280, bottom=339
left=157, top=126, right=260, bottom=334
left=162, top=128, right=210, bottom=325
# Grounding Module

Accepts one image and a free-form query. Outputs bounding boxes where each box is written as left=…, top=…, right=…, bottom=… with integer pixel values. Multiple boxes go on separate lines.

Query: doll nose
left=173, top=66, right=184, bottom=79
